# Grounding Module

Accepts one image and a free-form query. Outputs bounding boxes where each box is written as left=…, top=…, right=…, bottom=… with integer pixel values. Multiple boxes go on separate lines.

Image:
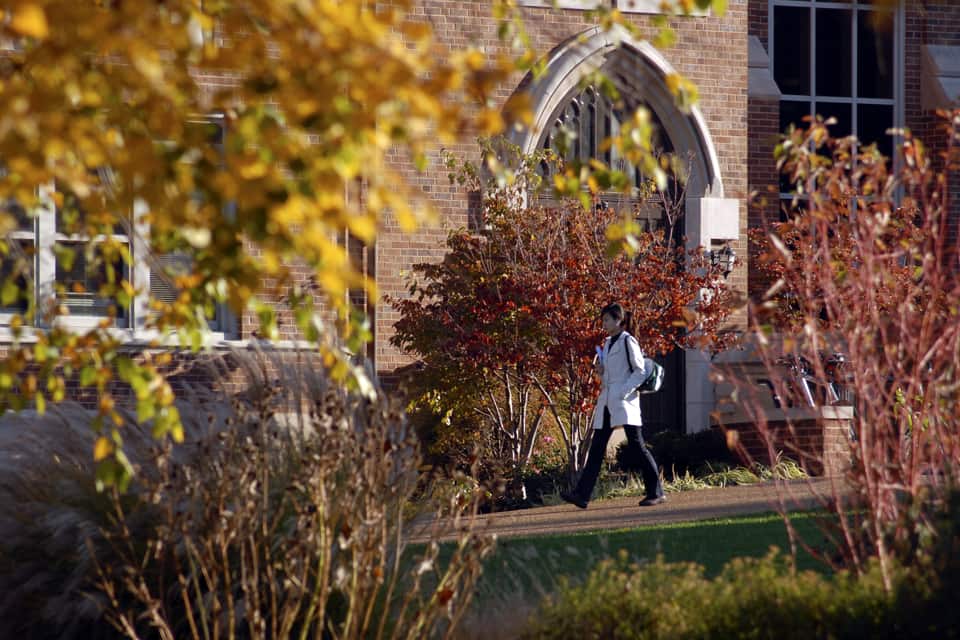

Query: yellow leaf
left=501, top=93, right=533, bottom=127
left=130, top=47, right=164, bottom=83
left=477, top=108, right=504, bottom=136
left=0, top=212, right=16, bottom=235
left=464, top=49, right=485, bottom=71
left=260, top=249, right=281, bottom=273
left=182, top=227, right=211, bottom=248
left=168, top=406, right=184, bottom=443
left=346, top=214, right=377, bottom=244
left=553, top=173, right=567, bottom=193
left=93, top=436, right=114, bottom=462
left=725, top=429, right=739, bottom=450
left=295, top=99, right=319, bottom=118
left=238, top=158, right=268, bottom=180
left=272, top=195, right=306, bottom=227
left=10, top=3, right=48, bottom=39
left=400, top=21, right=432, bottom=42
left=587, top=175, right=599, bottom=194
left=385, top=189, right=421, bottom=232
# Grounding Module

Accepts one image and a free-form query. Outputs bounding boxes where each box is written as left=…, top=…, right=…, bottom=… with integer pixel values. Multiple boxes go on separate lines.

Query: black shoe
left=560, top=490, right=588, bottom=509
left=639, top=495, right=667, bottom=507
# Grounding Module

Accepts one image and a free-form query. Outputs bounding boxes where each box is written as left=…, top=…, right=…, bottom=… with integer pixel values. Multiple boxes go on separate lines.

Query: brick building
left=375, top=0, right=960, bottom=434
left=382, top=0, right=748, bottom=435
left=3, top=1, right=958, bottom=434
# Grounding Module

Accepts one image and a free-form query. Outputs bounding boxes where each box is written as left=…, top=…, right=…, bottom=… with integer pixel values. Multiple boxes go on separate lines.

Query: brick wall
left=745, top=0, right=960, bottom=303
left=905, top=1, right=960, bottom=248
left=747, top=95, right=780, bottom=305
left=10, top=1, right=956, bottom=408
left=748, top=0, right=768, bottom=50
left=746, top=0, right=777, bottom=308
left=0, top=345, right=244, bottom=411
left=726, top=417, right=852, bottom=477
left=0, top=345, right=333, bottom=415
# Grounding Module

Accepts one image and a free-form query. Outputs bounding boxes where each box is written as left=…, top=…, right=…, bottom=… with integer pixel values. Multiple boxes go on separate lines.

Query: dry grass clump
left=0, top=349, right=493, bottom=639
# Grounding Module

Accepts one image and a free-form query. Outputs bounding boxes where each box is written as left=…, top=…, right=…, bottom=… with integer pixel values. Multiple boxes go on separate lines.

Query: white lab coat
left=592, top=331, right=652, bottom=430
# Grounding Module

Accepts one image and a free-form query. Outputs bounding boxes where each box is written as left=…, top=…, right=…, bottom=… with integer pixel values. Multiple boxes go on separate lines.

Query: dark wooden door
left=639, top=348, right=685, bottom=436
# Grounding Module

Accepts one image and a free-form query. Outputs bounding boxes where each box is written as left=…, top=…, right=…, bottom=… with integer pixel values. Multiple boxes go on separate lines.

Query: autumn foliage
left=0, top=0, right=521, bottom=486
left=742, top=112, right=960, bottom=590
left=391, top=152, right=737, bottom=488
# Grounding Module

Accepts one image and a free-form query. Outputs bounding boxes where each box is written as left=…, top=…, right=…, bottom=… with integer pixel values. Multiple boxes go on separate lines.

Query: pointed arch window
left=535, top=81, right=682, bottom=240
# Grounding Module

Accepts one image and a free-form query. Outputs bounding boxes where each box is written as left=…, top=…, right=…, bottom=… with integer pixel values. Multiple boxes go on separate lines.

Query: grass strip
left=402, top=511, right=834, bottom=636
left=462, top=511, right=830, bottom=615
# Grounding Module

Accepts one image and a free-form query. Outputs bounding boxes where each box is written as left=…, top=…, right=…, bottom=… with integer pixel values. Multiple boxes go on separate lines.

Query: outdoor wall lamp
left=710, top=244, right=736, bottom=278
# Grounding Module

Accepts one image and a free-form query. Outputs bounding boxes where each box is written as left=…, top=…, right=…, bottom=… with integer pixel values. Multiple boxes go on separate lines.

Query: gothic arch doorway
left=508, top=25, right=739, bottom=434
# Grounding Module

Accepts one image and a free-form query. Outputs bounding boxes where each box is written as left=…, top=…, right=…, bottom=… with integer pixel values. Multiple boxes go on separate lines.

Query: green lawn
left=459, top=511, right=831, bottom=620
left=399, top=512, right=836, bottom=638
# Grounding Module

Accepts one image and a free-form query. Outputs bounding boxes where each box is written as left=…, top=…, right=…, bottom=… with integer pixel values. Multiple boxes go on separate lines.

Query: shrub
left=522, top=550, right=959, bottom=640
left=0, top=349, right=493, bottom=640
left=741, top=112, right=960, bottom=585
left=615, top=429, right=736, bottom=480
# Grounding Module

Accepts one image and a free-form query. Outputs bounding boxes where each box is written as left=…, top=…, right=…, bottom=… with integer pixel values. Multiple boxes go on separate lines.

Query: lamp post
left=710, top=244, right=736, bottom=278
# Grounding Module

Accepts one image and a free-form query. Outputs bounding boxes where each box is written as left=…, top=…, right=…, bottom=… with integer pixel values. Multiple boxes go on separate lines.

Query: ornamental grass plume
left=0, top=348, right=493, bottom=639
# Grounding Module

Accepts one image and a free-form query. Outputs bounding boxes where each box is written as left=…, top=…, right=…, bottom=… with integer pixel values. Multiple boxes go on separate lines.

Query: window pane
left=816, top=102, right=852, bottom=140
left=149, top=252, right=192, bottom=304
left=780, top=100, right=811, bottom=134
left=858, top=10, right=894, bottom=99
left=56, top=191, right=128, bottom=236
left=148, top=251, right=225, bottom=330
left=3, top=199, right=33, bottom=232
left=816, top=9, right=852, bottom=97
left=858, top=104, right=894, bottom=159
left=779, top=196, right=808, bottom=223
left=779, top=101, right=811, bottom=194
left=55, top=192, right=83, bottom=234
left=774, top=6, right=811, bottom=95
left=635, top=199, right=666, bottom=234
left=649, top=106, right=672, bottom=154
left=0, top=240, right=33, bottom=312
left=187, top=119, right=225, bottom=147
left=55, top=243, right=127, bottom=318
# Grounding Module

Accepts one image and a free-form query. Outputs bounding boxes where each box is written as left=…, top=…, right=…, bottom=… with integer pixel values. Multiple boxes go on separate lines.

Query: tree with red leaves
left=390, top=153, right=737, bottom=493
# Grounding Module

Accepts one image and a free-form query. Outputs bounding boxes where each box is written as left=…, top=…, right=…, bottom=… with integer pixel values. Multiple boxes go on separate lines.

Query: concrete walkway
left=408, top=478, right=839, bottom=543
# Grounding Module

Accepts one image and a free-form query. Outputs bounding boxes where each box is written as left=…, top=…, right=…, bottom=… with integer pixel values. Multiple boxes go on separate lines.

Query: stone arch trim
left=508, top=27, right=739, bottom=435
left=509, top=24, right=724, bottom=199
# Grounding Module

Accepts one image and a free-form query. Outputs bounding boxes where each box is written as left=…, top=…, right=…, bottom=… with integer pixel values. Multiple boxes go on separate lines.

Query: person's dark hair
left=600, top=303, right=632, bottom=333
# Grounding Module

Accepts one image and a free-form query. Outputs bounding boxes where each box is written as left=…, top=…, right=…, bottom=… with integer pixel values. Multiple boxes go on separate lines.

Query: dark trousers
left=574, top=407, right=663, bottom=502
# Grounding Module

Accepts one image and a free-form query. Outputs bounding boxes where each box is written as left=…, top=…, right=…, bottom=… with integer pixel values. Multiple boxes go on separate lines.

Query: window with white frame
left=0, top=178, right=133, bottom=329
left=52, top=178, right=132, bottom=323
left=771, top=0, right=900, bottom=198
left=147, top=116, right=233, bottom=336
left=0, top=116, right=234, bottom=336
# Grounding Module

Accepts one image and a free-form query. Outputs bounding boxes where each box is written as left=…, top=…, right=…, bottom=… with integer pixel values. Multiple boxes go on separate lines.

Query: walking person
left=561, top=303, right=666, bottom=509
